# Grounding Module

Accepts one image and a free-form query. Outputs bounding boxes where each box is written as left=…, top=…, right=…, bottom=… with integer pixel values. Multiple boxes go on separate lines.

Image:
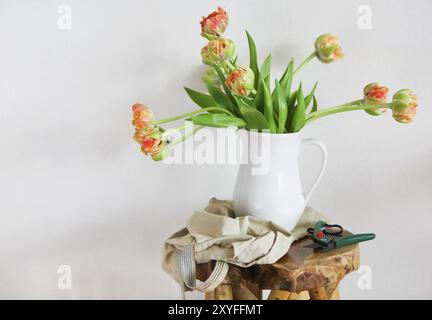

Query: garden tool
left=305, top=220, right=375, bottom=252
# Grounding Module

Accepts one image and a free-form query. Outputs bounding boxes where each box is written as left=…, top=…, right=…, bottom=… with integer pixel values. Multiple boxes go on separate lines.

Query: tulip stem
left=223, top=60, right=237, bottom=72
left=168, top=125, right=204, bottom=148
left=294, top=52, right=317, bottom=75
left=306, top=100, right=363, bottom=120
left=305, top=101, right=392, bottom=125
left=161, top=123, right=194, bottom=138
left=151, top=107, right=234, bottom=125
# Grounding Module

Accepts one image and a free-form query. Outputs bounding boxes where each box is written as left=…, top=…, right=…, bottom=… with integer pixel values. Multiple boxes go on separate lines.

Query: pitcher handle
left=300, top=138, right=328, bottom=204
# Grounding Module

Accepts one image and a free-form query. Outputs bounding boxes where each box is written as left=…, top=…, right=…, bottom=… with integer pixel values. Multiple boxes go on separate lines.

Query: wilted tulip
left=392, top=89, right=417, bottom=123
left=132, top=103, right=153, bottom=128
left=225, top=67, right=255, bottom=96
left=201, top=38, right=235, bottom=65
left=363, top=83, right=389, bottom=116
left=200, top=7, right=228, bottom=40
left=314, top=34, right=344, bottom=63
left=202, top=67, right=221, bottom=86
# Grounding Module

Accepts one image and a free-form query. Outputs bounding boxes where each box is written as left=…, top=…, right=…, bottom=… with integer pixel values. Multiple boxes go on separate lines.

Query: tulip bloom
left=315, top=34, right=344, bottom=63
left=133, top=126, right=160, bottom=143
left=132, top=103, right=153, bottom=128
left=201, top=38, right=235, bottom=65
left=200, top=7, right=228, bottom=40
left=141, top=137, right=166, bottom=157
left=225, top=67, right=255, bottom=96
left=392, top=89, right=417, bottom=123
left=133, top=127, right=166, bottom=158
left=363, top=83, right=389, bottom=116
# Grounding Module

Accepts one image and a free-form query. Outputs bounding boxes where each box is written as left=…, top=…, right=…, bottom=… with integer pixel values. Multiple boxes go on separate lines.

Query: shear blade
left=304, top=243, right=326, bottom=250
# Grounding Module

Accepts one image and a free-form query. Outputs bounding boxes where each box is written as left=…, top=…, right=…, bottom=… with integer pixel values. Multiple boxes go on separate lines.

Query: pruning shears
left=305, top=220, right=375, bottom=252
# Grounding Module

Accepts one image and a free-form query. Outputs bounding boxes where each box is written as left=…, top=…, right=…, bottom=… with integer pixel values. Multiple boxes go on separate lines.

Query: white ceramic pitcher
left=233, top=130, right=327, bottom=230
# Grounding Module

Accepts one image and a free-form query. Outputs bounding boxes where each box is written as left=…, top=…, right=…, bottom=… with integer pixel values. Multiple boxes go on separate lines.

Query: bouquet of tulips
left=132, top=7, right=417, bottom=160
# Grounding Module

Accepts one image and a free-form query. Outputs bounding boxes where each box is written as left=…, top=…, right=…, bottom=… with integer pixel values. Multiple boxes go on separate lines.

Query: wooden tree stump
left=199, top=232, right=360, bottom=300
left=213, top=285, right=233, bottom=300
left=267, top=290, right=291, bottom=300
left=330, top=287, right=340, bottom=300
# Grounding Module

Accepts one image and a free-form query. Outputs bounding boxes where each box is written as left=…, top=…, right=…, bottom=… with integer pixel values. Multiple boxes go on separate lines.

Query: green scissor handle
left=334, top=233, right=375, bottom=248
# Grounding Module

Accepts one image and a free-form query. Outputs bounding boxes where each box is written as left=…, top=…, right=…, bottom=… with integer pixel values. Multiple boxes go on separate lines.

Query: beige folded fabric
left=162, top=198, right=327, bottom=289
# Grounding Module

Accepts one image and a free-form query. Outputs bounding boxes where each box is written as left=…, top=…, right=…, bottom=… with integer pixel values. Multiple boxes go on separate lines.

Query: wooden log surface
left=268, top=290, right=310, bottom=300
left=288, top=291, right=310, bottom=300
left=330, top=286, right=340, bottom=300
left=231, top=284, right=258, bottom=300
left=229, top=265, right=258, bottom=300
left=246, top=283, right=262, bottom=300
left=268, top=290, right=291, bottom=300
left=213, top=285, right=233, bottom=300
left=309, top=287, right=328, bottom=300
left=198, top=231, right=359, bottom=298
left=252, top=231, right=360, bottom=293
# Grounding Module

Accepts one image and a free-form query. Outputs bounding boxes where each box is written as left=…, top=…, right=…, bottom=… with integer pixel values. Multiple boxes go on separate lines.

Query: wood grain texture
left=232, top=284, right=258, bottom=300
left=229, top=265, right=258, bottom=300
left=200, top=233, right=359, bottom=300
left=251, top=232, right=359, bottom=294
left=246, top=283, right=262, bottom=300
left=309, top=287, right=328, bottom=300
left=213, top=285, right=233, bottom=300
left=268, top=290, right=310, bottom=300
left=268, top=290, right=291, bottom=300
left=288, top=291, right=310, bottom=300
left=330, top=286, right=340, bottom=300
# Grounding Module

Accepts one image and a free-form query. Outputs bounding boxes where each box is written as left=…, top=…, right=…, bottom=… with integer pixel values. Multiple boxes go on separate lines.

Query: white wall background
left=0, top=0, right=431, bottom=299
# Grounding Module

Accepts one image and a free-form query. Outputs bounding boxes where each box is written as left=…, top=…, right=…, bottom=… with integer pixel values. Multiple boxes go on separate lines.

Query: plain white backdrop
left=0, top=0, right=431, bottom=299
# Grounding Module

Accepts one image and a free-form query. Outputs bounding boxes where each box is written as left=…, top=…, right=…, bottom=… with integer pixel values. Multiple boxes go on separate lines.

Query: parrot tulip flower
left=201, top=38, right=235, bottom=65
left=363, top=83, right=389, bottom=116
left=132, top=103, right=153, bottom=129
left=134, top=127, right=167, bottom=158
left=225, top=67, right=255, bottom=96
left=392, top=89, right=417, bottom=123
left=200, top=7, right=228, bottom=40
left=315, top=34, right=344, bottom=63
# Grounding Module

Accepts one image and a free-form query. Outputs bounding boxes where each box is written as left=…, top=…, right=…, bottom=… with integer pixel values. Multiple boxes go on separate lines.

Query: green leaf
left=236, top=97, right=269, bottom=130
left=246, top=31, right=260, bottom=90
left=207, top=84, right=235, bottom=114
left=304, top=82, right=318, bottom=111
left=259, top=54, right=272, bottom=89
left=232, top=55, right=238, bottom=65
left=285, top=90, right=298, bottom=132
left=311, top=95, right=318, bottom=113
left=254, top=75, right=269, bottom=113
left=288, top=90, right=297, bottom=109
left=275, top=80, right=288, bottom=134
left=261, top=80, right=277, bottom=133
left=238, top=95, right=255, bottom=107
left=279, top=59, right=294, bottom=99
left=289, top=83, right=306, bottom=133
left=184, top=87, right=218, bottom=110
left=190, top=113, right=246, bottom=128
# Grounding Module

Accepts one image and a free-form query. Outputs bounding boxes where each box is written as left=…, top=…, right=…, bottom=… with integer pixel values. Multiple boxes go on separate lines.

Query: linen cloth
left=162, top=198, right=327, bottom=292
